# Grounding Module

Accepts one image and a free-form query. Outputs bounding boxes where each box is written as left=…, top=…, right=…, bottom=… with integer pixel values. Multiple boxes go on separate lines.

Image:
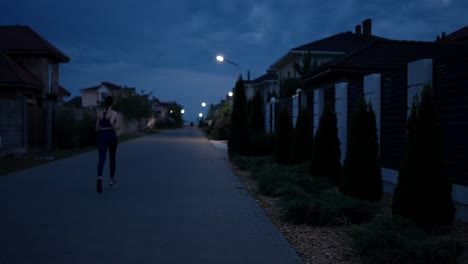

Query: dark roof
left=0, top=25, right=70, bottom=62
left=80, top=81, right=124, bottom=91
left=292, top=31, right=386, bottom=53
left=0, top=50, right=43, bottom=89
left=59, top=85, right=71, bottom=97
left=250, top=70, right=278, bottom=84
left=303, top=39, right=465, bottom=83
left=447, top=26, right=468, bottom=42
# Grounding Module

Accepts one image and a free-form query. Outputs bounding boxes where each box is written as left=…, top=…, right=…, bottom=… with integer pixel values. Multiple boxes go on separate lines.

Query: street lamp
left=201, top=102, right=206, bottom=107
left=216, top=55, right=240, bottom=78
left=228, top=91, right=233, bottom=97
left=181, top=109, right=185, bottom=114
left=199, top=113, right=203, bottom=118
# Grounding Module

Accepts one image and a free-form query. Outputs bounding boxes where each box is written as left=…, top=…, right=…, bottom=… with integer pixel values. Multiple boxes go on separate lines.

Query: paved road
left=1, top=128, right=302, bottom=264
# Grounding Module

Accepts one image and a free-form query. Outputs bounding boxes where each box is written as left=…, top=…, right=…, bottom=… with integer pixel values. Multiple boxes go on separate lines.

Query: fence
left=0, top=97, right=27, bottom=154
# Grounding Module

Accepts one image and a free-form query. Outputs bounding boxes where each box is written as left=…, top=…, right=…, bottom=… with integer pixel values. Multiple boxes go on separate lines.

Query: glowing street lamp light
left=181, top=109, right=185, bottom=114
left=199, top=113, right=203, bottom=118
left=216, top=55, right=240, bottom=78
left=228, top=91, right=233, bottom=97
left=201, top=102, right=206, bottom=107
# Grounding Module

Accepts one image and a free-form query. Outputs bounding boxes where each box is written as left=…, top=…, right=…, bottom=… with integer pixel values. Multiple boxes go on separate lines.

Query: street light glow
left=181, top=109, right=185, bottom=114
left=199, top=113, right=203, bottom=118
left=216, top=55, right=224, bottom=62
left=201, top=102, right=206, bottom=107
left=228, top=92, right=233, bottom=97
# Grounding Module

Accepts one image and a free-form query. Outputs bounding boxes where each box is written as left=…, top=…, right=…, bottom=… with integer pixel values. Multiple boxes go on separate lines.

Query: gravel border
left=231, top=162, right=468, bottom=264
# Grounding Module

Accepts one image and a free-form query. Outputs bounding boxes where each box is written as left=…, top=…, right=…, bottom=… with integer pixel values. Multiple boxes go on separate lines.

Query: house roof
left=303, top=39, right=466, bottom=83
left=80, top=81, right=125, bottom=91
left=447, top=26, right=468, bottom=42
left=250, top=70, right=278, bottom=84
left=0, top=25, right=70, bottom=62
left=271, top=31, right=387, bottom=70
left=59, top=85, right=71, bottom=97
left=292, top=31, right=386, bottom=53
left=0, top=50, right=43, bottom=89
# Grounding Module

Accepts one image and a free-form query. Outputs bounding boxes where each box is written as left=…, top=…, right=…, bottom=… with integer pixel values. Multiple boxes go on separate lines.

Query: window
left=48, top=64, right=53, bottom=93
left=101, top=92, right=107, bottom=101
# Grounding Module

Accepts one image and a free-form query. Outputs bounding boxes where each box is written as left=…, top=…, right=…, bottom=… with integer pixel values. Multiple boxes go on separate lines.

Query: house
left=80, top=81, right=135, bottom=107
left=0, top=25, right=70, bottom=152
left=0, top=25, right=71, bottom=105
left=270, top=19, right=387, bottom=82
left=245, top=70, right=278, bottom=103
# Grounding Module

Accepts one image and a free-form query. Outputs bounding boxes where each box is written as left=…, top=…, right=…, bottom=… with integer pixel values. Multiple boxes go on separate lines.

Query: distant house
left=0, top=25, right=70, bottom=152
left=80, top=81, right=135, bottom=107
left=0, top=25, right=71, bottom=105
left=245, top=70, right=278, bottom=103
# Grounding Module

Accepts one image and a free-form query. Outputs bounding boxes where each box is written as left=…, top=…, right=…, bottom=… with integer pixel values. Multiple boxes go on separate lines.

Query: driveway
left=1, top=127, right=302, bottom=264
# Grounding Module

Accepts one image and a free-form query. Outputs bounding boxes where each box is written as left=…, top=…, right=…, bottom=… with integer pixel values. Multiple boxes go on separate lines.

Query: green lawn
left=0, top=130, right=160, bottom=176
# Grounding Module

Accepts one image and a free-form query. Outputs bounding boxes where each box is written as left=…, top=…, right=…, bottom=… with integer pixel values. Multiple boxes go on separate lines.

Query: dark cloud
left=2, top=0, right=467, bottom=121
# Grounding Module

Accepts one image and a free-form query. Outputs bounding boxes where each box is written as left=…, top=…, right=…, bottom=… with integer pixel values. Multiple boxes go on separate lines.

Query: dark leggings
left=97, top=130, right=118, bottom=178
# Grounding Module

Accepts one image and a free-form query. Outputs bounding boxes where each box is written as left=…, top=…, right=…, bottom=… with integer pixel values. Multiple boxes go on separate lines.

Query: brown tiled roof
left=80, top=81, right=124, bottom=91
left=0, top=50, right=43, bottom=89
left=0, top=25, right=70, bottom=62
left=303, top=39, right=466, bottom=83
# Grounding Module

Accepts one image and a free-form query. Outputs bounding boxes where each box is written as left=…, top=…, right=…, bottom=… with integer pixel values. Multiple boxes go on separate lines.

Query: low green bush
left=350, top=215, right=464, bottom=264
left=279, top=190, right=381, bottom=226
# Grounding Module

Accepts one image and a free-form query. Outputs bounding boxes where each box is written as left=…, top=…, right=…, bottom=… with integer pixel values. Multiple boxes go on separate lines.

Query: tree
left=248, top=91, right=265, bottom=133
left=310, top=104, right=341, bottom=185
left=112, top=89, right=152, bottom=122
left=274, top=109, right=294, bottom=164
left=289, top=109, right=313, bottom=164
left=228, top=77, right=249, bottom=155
left=392, top=85, right=455, bottom=228
left=166, top=101, right=185, bottom=128
left=340, top=99, right=382, bottom=201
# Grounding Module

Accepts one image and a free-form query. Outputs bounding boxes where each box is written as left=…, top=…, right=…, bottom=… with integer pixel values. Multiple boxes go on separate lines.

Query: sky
left=2, top=0, right=467, bottom=122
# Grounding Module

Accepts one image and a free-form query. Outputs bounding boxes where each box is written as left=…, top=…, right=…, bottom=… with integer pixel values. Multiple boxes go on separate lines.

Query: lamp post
left=216, top=55, right=240, bottom=78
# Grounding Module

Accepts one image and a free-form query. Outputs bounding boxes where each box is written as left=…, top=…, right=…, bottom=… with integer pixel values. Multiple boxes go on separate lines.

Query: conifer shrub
left=340, top=98, right=382, bottom=202
left=247, top=91, right=272, bottom=155
left=392, top=85, right=455, bottom=228
left=289, top=109, right=314, bottom=164
left=350, top=215, right=463, bottom=264
left=274, top=109, right=294, bottom=164
left=310, top=104, right=341, bottom=185
left=228, top=77, right=250, bottom=155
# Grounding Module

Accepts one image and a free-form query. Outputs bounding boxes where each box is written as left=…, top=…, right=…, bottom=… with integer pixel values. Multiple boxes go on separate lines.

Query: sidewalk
left=1, top=128, right=302, bottom=264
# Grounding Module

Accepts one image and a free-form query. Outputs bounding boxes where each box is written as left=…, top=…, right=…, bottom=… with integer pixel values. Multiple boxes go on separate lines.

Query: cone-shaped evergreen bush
left=228, top=77, right=249, bottom=155
left=274, top=109, right=293, bottom=164
left=340, top=98, right=382, bottom=202
left=249, top=91, right=265, bottom=133
left=392, top=85, right=455, bottom=228
left=290, top=109, right=314, bottom=164
left=310, top=104, right=341, bottom=185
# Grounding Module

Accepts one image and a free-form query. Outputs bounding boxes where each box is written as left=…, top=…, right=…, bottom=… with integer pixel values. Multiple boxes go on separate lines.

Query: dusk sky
left=2, top=0, right=467, bottom=122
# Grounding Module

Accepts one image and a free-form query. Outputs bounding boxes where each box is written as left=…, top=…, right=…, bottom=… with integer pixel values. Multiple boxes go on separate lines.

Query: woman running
left=96, top=96, right=118, bottom=193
